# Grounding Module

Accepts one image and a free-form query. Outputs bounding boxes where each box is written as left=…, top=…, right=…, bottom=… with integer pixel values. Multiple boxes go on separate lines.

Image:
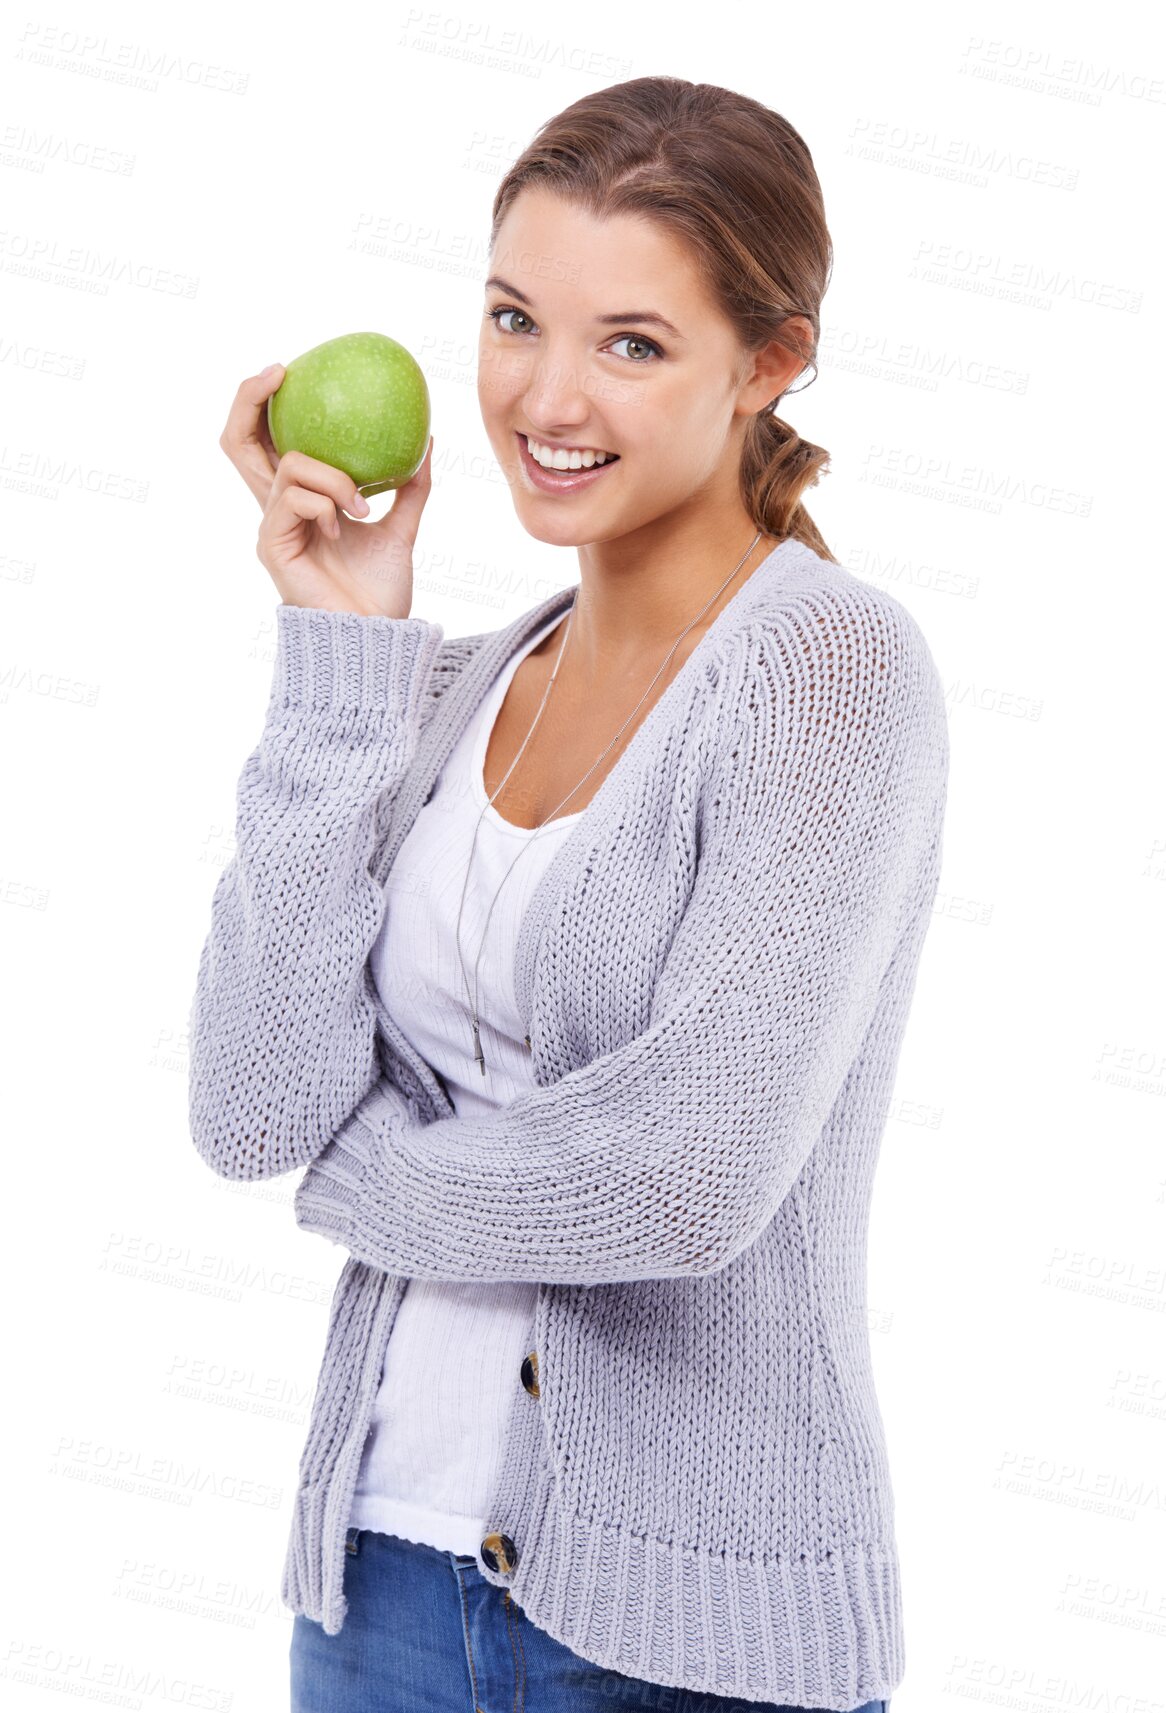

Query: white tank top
left=347, top=610, right=580, bottom=1554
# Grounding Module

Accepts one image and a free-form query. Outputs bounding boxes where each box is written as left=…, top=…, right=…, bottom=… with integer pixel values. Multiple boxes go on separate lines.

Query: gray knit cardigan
left=187, top=536, right=949, bottom=1709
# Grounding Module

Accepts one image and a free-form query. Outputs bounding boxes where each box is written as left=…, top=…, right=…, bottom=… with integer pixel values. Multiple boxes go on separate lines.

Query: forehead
left=489, top=186, right=711, bottom=313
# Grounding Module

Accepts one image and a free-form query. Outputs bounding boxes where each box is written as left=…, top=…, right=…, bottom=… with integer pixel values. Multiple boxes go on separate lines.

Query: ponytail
left=741, top=407, right=836, bottom=564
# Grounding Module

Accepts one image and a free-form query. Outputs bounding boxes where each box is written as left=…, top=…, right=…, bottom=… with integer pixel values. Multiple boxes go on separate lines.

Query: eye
left=484, top=307, right=663, bottom=363
left=606, top=333, right=662, bottom=363
left=485, top=306, right=535, bottom=336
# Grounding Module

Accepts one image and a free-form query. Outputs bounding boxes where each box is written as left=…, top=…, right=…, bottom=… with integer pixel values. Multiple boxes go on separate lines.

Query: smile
left=516, top=431, right=621, bottom=494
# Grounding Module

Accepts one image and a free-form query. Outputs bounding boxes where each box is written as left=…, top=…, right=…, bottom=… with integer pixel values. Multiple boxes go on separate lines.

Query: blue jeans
left=289, top=1526, right=890, bottom=1713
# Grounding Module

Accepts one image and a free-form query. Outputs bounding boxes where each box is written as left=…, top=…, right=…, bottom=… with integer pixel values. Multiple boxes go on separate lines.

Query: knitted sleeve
left=292, top=590, right=949, bottom=1282
left=186, top=603, right=446, bottom=1179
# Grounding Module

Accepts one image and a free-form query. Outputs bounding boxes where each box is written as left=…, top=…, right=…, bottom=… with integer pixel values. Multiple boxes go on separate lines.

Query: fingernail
left=260, top=363, right=281, bottom=378
left=351, top=493, right=369, bottom=515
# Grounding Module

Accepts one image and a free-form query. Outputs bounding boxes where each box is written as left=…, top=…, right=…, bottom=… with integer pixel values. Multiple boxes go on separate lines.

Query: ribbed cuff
left=293, top=1129, right=371, bottom=1244
left=268, top=603, right=445, bottom=712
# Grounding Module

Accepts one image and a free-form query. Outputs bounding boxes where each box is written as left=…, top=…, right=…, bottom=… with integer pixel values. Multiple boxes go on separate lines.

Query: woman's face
left=477, top=186, right=777, bottom=548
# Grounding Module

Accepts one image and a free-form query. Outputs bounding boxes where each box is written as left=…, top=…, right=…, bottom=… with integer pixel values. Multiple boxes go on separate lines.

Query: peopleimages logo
left=958, top=35, right=1166, bottom=107
left=846, top=116, right=1079, bottom=191
left=0, top=228, right=199, bottom=299
left=909, top=241, right=1143, bottom=315
left=860, top=444, right=1092, bottom=519
left=14, top=22, right=250, bottom=95
left=819, top=325, right=1030, bottom=395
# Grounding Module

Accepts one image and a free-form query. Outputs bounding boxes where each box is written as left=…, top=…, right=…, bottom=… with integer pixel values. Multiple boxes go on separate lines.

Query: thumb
left=376, top=434, right=433, bottom=543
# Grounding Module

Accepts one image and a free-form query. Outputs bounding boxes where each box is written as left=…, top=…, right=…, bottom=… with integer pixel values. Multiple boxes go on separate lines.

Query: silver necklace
left=454, top=530, right=763, bottom=1076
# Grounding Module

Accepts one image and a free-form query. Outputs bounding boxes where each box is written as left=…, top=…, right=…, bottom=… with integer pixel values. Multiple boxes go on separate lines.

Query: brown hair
left=488, top=76, right=837, bottom=563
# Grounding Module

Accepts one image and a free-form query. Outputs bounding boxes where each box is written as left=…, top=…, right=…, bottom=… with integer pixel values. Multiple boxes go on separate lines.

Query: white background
left=2, top=1, right=1163, bottom=1709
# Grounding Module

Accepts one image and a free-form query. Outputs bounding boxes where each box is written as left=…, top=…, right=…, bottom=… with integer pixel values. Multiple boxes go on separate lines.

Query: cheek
left=630, top=403, right=696, bottom=463
left=656, top=398, right=727, bottom=472
left=477, top=343, right=529, bottom=413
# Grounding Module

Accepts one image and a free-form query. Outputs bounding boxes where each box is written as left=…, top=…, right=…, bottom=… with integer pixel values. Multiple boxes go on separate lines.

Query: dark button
left=479, top=1531, right=519, bottom=1574
left=520, top=1350, right=540, bottom=1398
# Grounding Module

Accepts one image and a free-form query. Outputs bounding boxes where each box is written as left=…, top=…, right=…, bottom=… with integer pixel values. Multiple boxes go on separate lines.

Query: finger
left=261, top=482, right=339, bottom=543
left=271, top=448, right=370, bottom=521
left=221, top=365, right=285, bottom=506
left=255, top=397, right=280, bottom=473
left=369, top=435, right=433, bottom=547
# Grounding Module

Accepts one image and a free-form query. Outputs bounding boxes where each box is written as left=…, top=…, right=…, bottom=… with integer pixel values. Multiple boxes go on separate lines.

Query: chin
left=509, top=508, right=592, bottom=549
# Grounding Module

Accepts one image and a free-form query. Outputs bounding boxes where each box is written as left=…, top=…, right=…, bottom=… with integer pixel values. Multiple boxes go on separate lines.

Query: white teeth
left=525, top=435, right=616, bottom=471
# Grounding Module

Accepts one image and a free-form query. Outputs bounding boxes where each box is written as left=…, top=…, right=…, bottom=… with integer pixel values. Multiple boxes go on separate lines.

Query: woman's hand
left=219, top=362, right=434, bottom=618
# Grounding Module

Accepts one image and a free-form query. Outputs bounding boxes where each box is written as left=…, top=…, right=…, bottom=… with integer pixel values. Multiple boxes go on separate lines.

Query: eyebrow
left=484, top=275, right=686, bottom=340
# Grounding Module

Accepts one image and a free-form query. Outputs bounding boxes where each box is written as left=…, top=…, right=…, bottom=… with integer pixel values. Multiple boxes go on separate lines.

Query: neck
left=564, top=517, right=779, bottom=684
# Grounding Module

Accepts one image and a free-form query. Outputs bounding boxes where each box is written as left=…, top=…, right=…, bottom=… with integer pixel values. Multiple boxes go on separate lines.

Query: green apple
left=267, top=331, right=431, bottom=497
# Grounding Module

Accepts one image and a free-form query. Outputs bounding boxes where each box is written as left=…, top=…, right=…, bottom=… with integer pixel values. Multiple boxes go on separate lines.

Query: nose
left=515, top=340, right=599, bottom=429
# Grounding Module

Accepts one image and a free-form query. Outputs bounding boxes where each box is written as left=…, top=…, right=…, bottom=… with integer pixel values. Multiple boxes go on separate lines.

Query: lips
left=515, top=431, right=621, bottom=495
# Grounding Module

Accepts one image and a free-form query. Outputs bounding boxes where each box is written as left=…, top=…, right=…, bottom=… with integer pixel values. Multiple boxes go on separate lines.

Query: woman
left=190, top=76, right=948, bottom=1713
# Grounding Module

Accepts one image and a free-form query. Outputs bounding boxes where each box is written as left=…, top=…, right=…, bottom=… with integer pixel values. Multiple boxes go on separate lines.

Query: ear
left=736, top=315, right=815, bottom=415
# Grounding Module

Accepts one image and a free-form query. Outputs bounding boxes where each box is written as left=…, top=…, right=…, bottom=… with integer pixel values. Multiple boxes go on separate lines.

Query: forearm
left=187, top=603, right=444, bottom=1180
left=293, top=842, right=920, bottom=1283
